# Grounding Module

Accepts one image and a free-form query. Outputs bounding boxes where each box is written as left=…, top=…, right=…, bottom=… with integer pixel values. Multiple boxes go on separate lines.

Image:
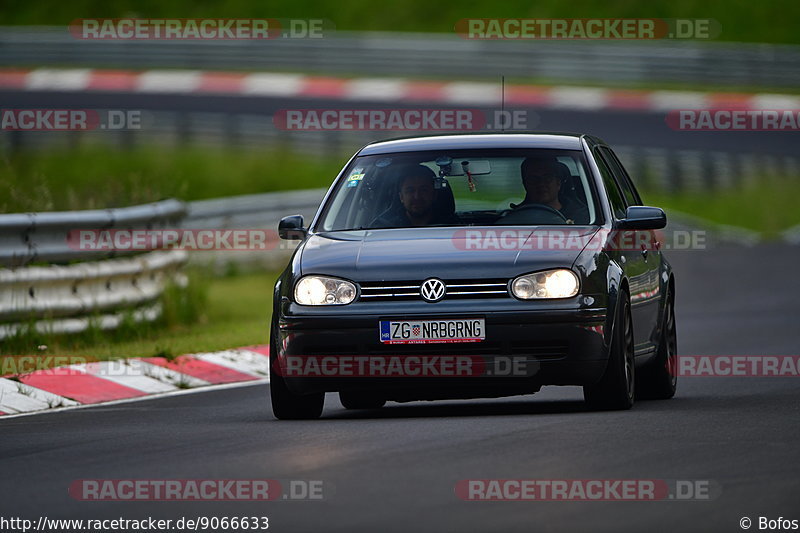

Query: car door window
left=594, top=150, right=627, bottom=219
left=600, top=147, right=641, bottom=206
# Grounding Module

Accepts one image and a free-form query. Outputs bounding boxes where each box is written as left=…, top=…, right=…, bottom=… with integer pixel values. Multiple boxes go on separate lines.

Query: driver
left=513, top=157, right=588, bottom=224
left=372, top=165, right=458, bottom=227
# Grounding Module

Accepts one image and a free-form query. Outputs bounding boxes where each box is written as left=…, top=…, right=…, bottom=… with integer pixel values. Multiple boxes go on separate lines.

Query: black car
left=270, top=133, right=677, bottom=419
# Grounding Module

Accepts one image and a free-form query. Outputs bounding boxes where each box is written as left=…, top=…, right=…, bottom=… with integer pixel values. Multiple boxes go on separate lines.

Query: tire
left=339, top=391, right=386, bottom=410
left=636, top=288, right=677, bottom=400
left=269, top=331, right=324, bottom=420
left=584, top=291, right=635, bottom=410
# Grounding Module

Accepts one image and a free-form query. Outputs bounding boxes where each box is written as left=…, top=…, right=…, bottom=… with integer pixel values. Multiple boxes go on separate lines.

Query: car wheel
left=584, top=291, right=635, bottom=410
left=339, top=391, right=386, bottom=410
left=636, top=289, right=677, bottom=400
left=269, top=331, right=324, bottom=420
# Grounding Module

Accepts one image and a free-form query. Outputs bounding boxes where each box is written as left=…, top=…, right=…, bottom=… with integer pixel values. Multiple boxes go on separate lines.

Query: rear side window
left=600, top=147, right=641, bottom=206
left=594, top=150, right=627, bottom=219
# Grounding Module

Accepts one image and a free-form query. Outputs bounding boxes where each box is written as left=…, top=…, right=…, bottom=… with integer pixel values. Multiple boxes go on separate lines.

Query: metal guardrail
left=183, top=189, right=327, bottom=271
left=0, top=191, right=328, bottom=339
left=0, top=199, right=186, bottom=267
left=0, top=249, right=187, bottom=340
left=2, top=27, right=800, bottom=88
left=0, top=249, right=186, bottom=321
left=0, top=199, right=188, bottom=340
left=184, top=188, right=327, bottom=230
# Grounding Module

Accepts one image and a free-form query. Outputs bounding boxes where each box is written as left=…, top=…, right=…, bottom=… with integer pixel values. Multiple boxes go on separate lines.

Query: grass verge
left=0, top=145, right=343, bottom=212
left=3, top=0, right=800, bottom=44
left=0, top=270, right=278, bottom=363
left=641, top=175, right=800, bottom=238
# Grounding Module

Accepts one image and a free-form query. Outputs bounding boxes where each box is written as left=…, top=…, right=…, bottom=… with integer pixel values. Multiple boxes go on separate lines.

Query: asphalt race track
left=2, top=242, right=798, bottom=532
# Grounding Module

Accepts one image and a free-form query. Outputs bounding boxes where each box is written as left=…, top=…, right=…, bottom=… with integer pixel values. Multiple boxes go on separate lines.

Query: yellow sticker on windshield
left=347, top=168, right=365, bottom=180
left=347, top=168, right=365, bottom=187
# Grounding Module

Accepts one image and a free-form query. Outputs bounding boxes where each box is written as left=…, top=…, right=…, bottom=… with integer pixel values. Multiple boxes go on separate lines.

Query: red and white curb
left=1, top=68, right=798, bottom=111
left=0, top=345, right=269, bottom=417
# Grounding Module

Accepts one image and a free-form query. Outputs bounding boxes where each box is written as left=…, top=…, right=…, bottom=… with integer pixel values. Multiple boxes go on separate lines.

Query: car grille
left=358, top=279, right=510, bottom=302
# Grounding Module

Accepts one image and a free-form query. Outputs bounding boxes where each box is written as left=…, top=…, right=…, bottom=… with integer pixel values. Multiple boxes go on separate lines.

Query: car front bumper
left=274, top=307, right=609, bottom=399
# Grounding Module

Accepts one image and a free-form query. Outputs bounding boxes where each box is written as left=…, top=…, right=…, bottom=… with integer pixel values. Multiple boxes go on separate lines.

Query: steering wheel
left=496, top=203, right=568, bottom=225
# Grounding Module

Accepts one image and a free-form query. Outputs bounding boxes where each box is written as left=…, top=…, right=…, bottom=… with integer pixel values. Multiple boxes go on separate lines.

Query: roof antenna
left=500, top=75, right=505, bottom=132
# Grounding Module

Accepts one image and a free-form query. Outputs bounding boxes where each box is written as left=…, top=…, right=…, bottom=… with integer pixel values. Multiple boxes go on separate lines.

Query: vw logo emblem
left=420, top=278, right=446, bottom=302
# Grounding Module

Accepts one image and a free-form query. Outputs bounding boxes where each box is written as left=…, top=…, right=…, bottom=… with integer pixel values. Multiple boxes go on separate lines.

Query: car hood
left=299, top=227, right=599, bottom=281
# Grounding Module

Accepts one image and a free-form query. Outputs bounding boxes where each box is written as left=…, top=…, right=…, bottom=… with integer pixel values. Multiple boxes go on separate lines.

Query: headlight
left=510, top=269, right=579, bottom=299
left=294, top=275, right=357, bottom=305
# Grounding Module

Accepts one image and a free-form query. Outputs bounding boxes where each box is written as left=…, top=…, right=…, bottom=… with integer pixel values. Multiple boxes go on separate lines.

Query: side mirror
left=278, top=215, right=307, bottom=240
left=616, top=206, right=667, bottom=230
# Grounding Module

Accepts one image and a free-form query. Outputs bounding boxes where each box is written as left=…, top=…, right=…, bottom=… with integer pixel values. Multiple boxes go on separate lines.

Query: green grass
left=641, top=176, right=800, bottom=238
left=0, top=145, right=343, bottom=212
left=4, top=0, right=799, bottom=44
left=0, top=270, right=278, bottom=362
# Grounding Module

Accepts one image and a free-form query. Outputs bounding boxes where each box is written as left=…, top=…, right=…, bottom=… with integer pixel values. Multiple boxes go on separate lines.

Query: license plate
left=379, top=319, right=485, bottom=344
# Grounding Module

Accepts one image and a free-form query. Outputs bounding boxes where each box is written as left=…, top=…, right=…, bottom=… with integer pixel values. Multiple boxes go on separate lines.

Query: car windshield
left=316, top=148, right=599, bottom=231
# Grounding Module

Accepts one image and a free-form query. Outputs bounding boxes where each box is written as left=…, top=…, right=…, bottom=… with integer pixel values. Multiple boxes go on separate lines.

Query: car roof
left=357, top=132, right=601, bottom=155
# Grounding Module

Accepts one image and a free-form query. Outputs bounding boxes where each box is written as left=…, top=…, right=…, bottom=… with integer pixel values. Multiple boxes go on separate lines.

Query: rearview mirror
left=448, top=160, right=492, bottom=176
left=278, top=215, right=307, bottom=240
left=616, top=206, right=667, bottom=230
